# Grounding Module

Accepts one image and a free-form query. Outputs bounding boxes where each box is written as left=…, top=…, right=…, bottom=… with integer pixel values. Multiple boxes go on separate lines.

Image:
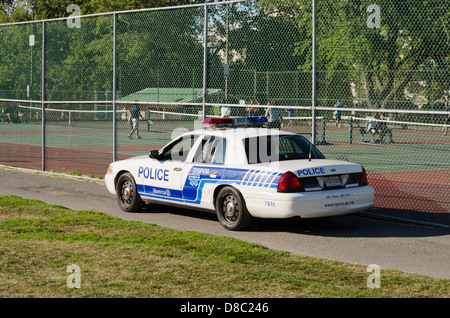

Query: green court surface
left=0, top=121, right=173, bottom=152
left=318, top=142, right=450, bottom=173
left=283, top=119, right=450, bottom=174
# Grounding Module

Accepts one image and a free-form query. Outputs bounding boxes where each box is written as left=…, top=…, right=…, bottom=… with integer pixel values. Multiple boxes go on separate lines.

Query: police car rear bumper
left=245, top=186, right=374, bottom=219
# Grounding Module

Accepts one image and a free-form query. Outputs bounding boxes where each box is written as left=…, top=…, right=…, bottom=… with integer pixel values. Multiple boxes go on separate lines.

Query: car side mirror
left=149, top=150, right=159, bottom=159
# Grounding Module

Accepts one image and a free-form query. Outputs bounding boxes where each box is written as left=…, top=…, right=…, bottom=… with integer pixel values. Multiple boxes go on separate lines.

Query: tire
left=215, top=187, right=253, bottom=231
left=116, top=172, right=145, bottom=212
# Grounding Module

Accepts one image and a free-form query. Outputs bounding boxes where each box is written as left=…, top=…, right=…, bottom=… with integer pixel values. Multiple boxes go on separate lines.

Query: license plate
left=324, top=176, right=341, bottom=187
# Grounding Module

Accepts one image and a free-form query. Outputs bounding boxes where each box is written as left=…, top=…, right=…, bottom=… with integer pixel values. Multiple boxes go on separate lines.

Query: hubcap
left=123, top=186, right=131, bottom=200
left=121, top=181, right=133, bottom=204
left=223, top=194, right=238, bottom=221
left=225, top=201, right=235, bottom=216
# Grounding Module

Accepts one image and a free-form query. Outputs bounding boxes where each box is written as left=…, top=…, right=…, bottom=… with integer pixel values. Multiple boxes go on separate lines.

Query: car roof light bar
left=203, top=116, right=267, bottom=129
left=202, top=116, right=268, bottom=129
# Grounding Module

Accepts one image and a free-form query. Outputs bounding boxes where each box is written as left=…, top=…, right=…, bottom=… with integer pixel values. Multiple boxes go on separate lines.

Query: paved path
left=0, top=167, right=449, bottom=279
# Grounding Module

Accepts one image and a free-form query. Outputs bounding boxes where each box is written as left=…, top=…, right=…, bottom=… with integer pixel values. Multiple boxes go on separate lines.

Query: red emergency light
left=203, top=118, right=234, bottom=129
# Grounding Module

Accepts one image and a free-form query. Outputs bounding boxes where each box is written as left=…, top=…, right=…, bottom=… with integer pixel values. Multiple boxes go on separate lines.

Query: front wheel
left=215, top=187, right=253, bottom=231
left=116, top=172, right=144, bottom=212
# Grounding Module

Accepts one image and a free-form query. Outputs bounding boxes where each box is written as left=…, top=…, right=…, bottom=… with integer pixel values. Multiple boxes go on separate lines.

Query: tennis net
left=18, top=104, right=122, bottom=128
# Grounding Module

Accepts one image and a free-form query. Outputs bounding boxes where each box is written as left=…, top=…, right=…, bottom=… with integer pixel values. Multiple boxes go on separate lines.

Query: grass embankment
left=0, top=195, right=448, bottom=298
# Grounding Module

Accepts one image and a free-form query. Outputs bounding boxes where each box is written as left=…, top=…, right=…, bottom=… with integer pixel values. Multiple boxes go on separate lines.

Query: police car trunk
left=235, top=131, right=373, bottom=219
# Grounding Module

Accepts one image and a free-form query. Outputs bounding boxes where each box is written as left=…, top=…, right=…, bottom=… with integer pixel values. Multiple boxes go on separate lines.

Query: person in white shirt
left=220, top=99, right=231, bottom=118
left=265, top=100, right=282, bottom=129
left=367, top=113, right=379, bottom=143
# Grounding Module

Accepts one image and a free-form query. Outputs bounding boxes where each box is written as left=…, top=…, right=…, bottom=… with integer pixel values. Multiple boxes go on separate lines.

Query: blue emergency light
left=233, top=116, right=268, bottom=127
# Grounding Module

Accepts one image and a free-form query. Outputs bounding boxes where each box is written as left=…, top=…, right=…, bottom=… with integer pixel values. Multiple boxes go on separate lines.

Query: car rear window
left=243, top=134, right=325, bottom=164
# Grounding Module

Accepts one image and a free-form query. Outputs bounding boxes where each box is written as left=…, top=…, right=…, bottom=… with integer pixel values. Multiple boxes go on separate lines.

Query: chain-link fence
left=0, top=0, right=449, bottom=222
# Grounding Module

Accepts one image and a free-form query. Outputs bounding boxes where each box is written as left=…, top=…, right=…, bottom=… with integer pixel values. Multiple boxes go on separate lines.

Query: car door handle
left=173, top=167, right=182, bottom=172
left=209, top=171, right=218, bottom=176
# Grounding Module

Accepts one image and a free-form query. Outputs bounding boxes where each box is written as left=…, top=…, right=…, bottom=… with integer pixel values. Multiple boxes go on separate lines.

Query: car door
left=141, top=134, right=199, bottom=203
left=182, top=135, right=226, bottom=207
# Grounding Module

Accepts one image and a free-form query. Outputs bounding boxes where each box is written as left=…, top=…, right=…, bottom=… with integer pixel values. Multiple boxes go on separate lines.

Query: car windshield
left=243, top=134, right=325, bottom=164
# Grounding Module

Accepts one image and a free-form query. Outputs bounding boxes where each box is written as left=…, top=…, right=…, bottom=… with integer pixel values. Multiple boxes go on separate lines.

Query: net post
left=349, top=116, right=353, bottom=144
left=321, top=116, right=326, bottom=144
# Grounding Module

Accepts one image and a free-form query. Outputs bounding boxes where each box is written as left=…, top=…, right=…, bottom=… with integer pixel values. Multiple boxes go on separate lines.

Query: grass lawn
left=0, top=195, right=449, bottom=298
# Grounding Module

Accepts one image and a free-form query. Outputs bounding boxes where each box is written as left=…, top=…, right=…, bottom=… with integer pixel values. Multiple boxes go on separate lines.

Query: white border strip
left=0, top=164, right=105, bottom=182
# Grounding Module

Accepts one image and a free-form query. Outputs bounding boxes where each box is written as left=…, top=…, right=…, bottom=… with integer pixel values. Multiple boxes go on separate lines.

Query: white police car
left=105, top=117, right=374, bottom=230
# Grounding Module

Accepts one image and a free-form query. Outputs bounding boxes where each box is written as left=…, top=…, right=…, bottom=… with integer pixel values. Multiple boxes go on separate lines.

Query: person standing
left=367, top=113, right=380, bottom=143
left=285, top=108, right=294, bottom=127
left=128, top=103, right=145, bottom=139
left=220, top=99, right=231, bottom=118
left=265, top=100, right=282, bottom=129
left=221, top=105, right=231, bottom=118
left=378, top=113, right=394, bottom=143
left=248, top=100, right=255, bottom=117
left=334, top=100, right=344, bottom=127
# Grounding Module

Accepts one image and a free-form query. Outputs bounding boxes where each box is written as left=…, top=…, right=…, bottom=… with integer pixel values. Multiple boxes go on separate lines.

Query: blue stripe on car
left=137, top=166, right=278, bottom=204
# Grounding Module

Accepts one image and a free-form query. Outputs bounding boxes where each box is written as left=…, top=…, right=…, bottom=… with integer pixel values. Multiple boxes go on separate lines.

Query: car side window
left=159, top=135, right=198, bottom=162
left=193, top=136, right=226, bottom=164
left=211, top=138, right=226, bottom=164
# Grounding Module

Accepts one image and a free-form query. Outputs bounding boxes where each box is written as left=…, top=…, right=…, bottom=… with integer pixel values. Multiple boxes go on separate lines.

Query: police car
left=105, top=117, right=374, bottom=231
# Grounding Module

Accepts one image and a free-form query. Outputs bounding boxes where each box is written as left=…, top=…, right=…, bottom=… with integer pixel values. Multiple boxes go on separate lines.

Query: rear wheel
left=116, top=172, right=144, bottom=212
left=216, top=187, right=253, bottom=231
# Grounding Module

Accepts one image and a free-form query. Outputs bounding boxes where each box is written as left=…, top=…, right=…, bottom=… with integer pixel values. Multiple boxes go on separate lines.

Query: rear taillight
left=277, top=171, right=304, bottom=192
left=359, top=166, right=368, bottom=186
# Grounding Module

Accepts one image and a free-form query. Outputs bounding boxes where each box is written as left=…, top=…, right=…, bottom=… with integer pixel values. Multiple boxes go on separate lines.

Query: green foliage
left=2, top=0, right=449, bottom=109
left=0, top=0, right=31, bottom=23
left=0, top=1, right=207, bottom=101
left=258, top=0, right=450, bottom=108
left=0, top=0, right=206, bottom=22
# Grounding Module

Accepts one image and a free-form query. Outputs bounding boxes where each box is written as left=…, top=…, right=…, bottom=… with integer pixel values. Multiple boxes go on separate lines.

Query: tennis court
left=1, top=107, right=449, bottom=222
left=285, top=114, right=450, bottom=219
left=0, top=106, right=194, bottom=175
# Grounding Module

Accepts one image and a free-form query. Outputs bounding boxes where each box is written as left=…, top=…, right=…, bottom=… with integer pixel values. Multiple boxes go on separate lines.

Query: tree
left=207, top=2, right=307, bottom=72
left=258, top=0, right=450, bottom=109
left=0, top=0, right=208, bottom=101
left=1, top=0, right=205, bottom=23
left=205, top=1, right=311, bottom=104
left=0, top=0, right=33, bottom=23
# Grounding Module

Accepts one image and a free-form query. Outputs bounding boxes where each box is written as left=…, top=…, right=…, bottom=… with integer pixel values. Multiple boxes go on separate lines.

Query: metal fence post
left=41, top=20, right=46, bottom=171
left=202, top=2, right=208, bottom=121
left=112, top=13, right=117, bottom=162
left=311, top=0, right=317, bottom=145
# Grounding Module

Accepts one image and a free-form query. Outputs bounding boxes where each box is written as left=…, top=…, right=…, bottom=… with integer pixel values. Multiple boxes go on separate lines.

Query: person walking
left=128, top=103, right=145, bottom=139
